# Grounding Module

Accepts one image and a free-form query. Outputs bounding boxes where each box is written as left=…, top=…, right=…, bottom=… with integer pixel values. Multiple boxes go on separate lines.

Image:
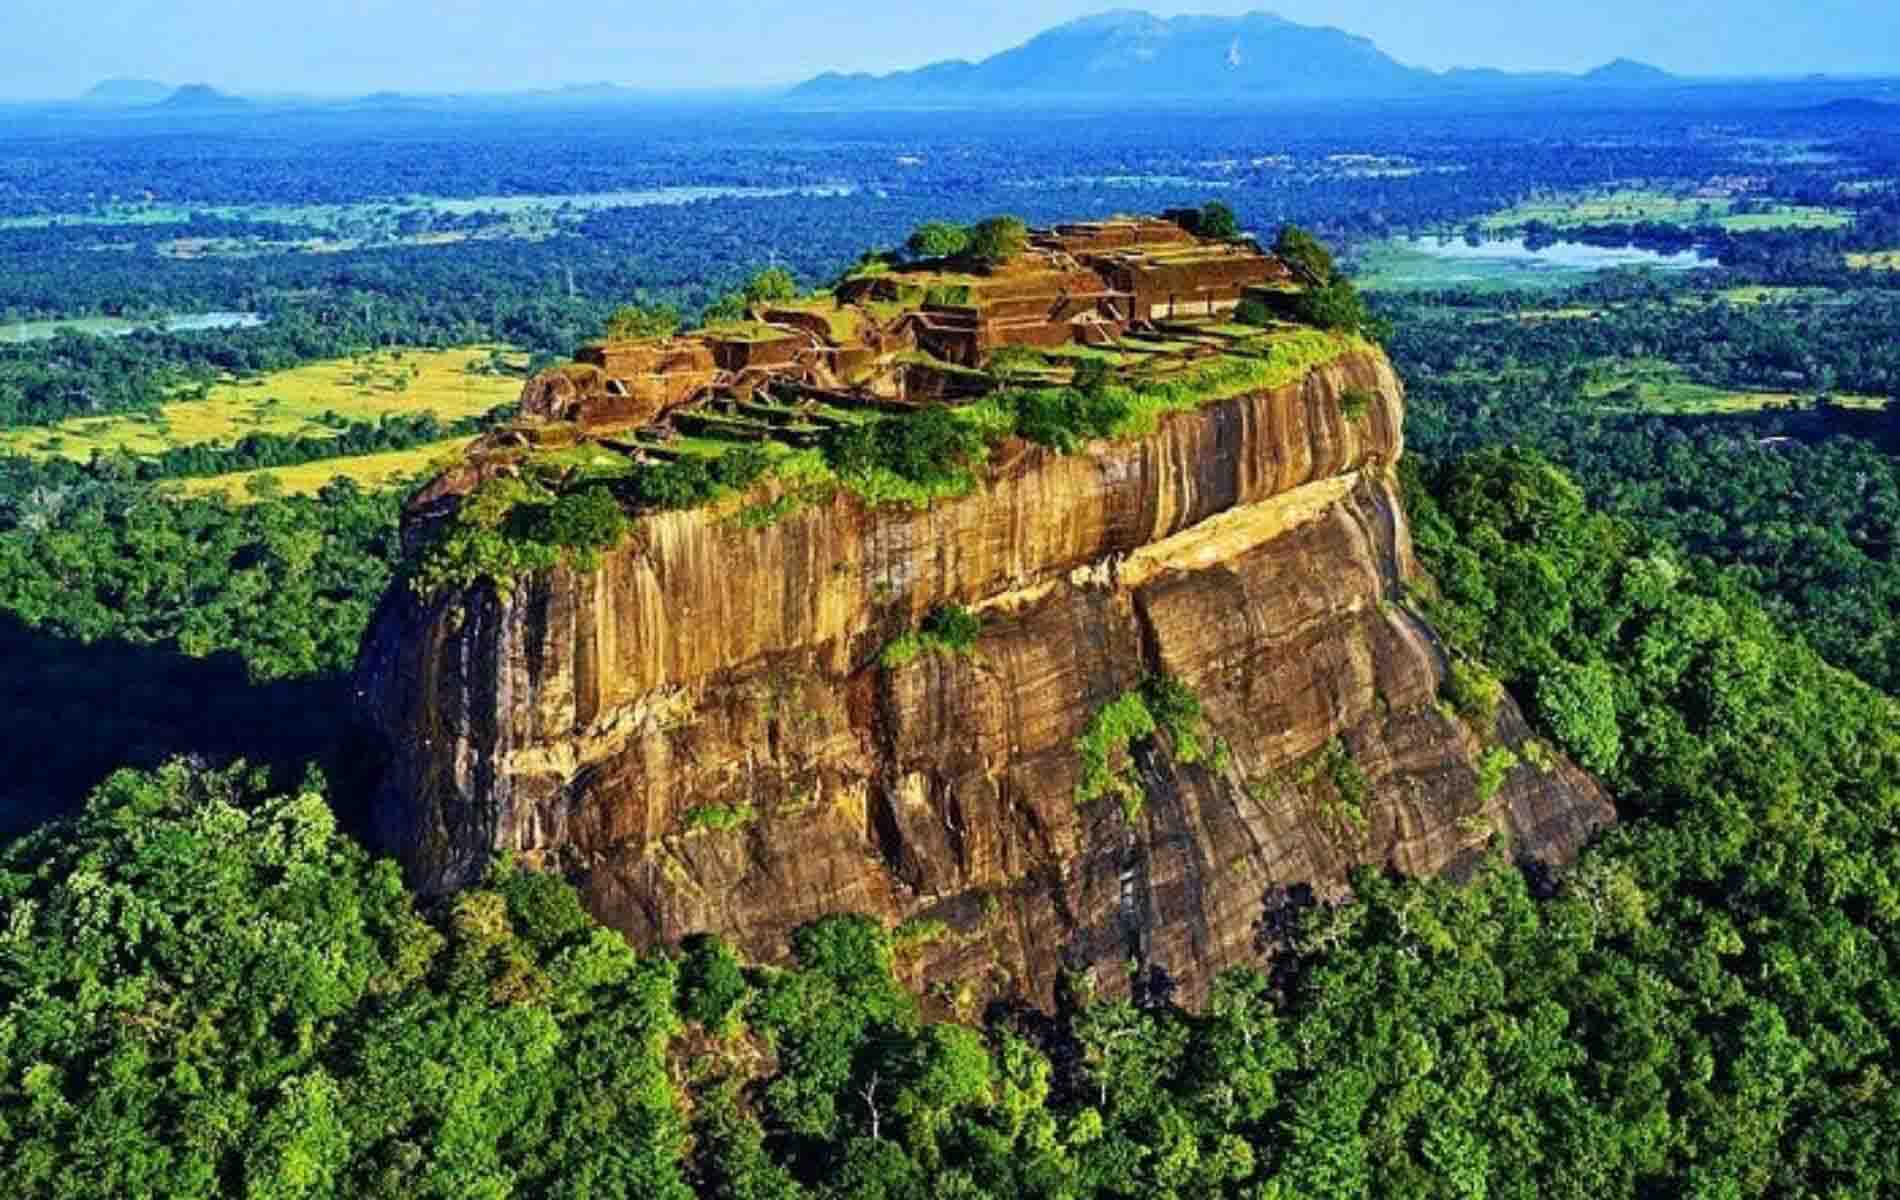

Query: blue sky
left=3, top=0, right=1897, bottom=98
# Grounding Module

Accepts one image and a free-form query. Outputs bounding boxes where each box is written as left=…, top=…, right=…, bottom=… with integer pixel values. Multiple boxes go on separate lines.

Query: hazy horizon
left=4, top=0, right=1900, bottom=101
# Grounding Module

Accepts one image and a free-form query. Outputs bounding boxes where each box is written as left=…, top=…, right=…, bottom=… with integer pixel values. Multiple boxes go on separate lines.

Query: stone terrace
left=471, top=213, right=1306, bottom=476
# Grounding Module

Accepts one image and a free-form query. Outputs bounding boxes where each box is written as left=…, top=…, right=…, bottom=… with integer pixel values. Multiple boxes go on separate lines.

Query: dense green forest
left=4, top=450, right=1896, bottom=1198
left=0, top=473, right=399, bottom=832
left=1381, top=286, right=1900, bottom=694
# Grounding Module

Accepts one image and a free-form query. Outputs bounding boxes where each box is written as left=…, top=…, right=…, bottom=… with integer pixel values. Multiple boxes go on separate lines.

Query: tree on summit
left=1199, top=200, right=1240, bottom=239
left=602, top=302, right=681, bottom=341
left=1273, top=223, right=1336, bottom=286
left=743, top=266, right=799, bottom=304
left=966, top=215, right=1029, bottom=267
left=905, top=221, right=973, bottom=260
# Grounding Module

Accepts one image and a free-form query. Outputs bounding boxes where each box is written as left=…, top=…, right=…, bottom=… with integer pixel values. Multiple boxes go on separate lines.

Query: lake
left=0, top=311, right=266, bottom=343
left=1359, top=236, right=1714, bottom=290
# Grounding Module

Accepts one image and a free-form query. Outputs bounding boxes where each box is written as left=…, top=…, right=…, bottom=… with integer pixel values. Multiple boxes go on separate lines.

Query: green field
left=1711, top=285, right=1838, bottom=306
left=1, top=346, right=525, bottom=461
left=1481, top=188, right=1852, bottom=233
left=1848, top=250, right=1900, bottom=271
left=170, top=437, right=480, bottom=502
left=1584, top=359, right=1886, bottom=414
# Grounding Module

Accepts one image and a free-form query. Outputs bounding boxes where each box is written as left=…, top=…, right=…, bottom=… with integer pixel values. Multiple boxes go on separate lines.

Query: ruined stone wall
left=1043, top=220, right=1196, bottom=254
left=708, top=336, right=805, bottom=373
left=576, top=341, right=717, bottom=378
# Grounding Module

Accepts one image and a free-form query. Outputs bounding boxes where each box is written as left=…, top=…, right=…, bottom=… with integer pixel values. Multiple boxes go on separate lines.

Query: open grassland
left=1440, top=354, right=1888, bottom=417
left=1848, top=251, right=1900, bottom=271
left=170, top=437, right=479, bottom=502
left=1583, top=359, right=1887, bottom=414
left=1481, top=188, right=1852, bottom=232
left=1, top=347, right=525, bottom=461
left=1711, top=286, right=1839, bottom=306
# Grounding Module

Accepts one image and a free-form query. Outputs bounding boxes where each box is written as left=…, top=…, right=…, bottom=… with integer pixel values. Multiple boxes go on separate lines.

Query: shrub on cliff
left=409, top=476, right=563, bottom=597
left=529, top=485, right=629, bottom=555
left=1442, top=659, right=1505, bottom=726
left=410, top=477, right=631, bottom=597
left=1074, top=675, right=1223, bottom=820
left=601, top=302, right=681, bottom=341
left=711, top=443, right=772, bottom=488
left=924, top=283, right=974, bottom=307
left=634, top=458, right=717, bottom=509
left=880, top=604, right=982, bottom=668
left=826, top=406, right=987, bottom=505
left=627, top=446, right=771, bottom=514
left=1011, top=383, right=1129, bottom=452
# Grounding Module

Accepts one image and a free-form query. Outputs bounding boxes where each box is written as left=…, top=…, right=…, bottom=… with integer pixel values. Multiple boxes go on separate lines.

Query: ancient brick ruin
left=511, top=214, right=1299, bottom=451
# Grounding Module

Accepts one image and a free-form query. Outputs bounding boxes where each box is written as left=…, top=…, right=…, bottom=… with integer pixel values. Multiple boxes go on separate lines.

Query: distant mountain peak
left=792, top=9, right=1429, bottom=103
left=1053, top=9, right=1163, bottom=32
left=157, top=84, right=249, bottom=110
left=791, top=10, right=1688, bottom=106
left=1583, top=57, right=1675, bottom=85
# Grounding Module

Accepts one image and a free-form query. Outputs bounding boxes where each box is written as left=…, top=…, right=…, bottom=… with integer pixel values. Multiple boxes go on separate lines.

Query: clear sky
left=3, top=0, right=1898, bottom=99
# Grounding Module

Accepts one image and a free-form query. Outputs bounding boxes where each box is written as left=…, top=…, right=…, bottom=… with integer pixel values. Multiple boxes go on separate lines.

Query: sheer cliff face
left=357, top=349, right=1613, bottom=1008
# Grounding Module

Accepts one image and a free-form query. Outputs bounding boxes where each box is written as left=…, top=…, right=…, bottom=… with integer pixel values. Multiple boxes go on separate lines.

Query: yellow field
left=3, top=347, right=526, bottom=461
left=1847, top=251, right=1900, bottom=270
left=169, top=437, right=479, bottom=502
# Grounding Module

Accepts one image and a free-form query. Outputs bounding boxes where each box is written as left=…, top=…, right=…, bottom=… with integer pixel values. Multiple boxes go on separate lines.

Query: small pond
left=1, top=311, right=266, bottom=343
left=1364, top=235, right=1713, bottom=289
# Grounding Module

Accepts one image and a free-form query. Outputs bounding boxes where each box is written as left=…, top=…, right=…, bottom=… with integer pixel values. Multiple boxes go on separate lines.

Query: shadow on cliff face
left=0, top=613, right=376, bottom=840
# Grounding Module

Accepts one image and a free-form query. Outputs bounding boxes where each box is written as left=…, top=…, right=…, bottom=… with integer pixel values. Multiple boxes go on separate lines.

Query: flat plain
left=1, top=346, right=525, bottom=461
left=1479, top=187, right=1852, bottom=232
left=168, top=436, right=482, bottom=501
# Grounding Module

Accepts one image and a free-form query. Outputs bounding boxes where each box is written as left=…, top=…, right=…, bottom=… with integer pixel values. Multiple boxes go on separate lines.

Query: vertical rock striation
left=356, top=348, right=1613, bottom=1008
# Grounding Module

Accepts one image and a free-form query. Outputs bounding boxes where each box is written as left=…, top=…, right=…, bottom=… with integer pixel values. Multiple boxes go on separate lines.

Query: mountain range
left=792, top=10, right=1678, bottom=104
left=73, top=80, right=252, bottom=111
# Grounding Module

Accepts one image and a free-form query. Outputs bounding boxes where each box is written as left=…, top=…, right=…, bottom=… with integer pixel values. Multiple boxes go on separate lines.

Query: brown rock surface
left=355, top=347, right=1613, bottom=1009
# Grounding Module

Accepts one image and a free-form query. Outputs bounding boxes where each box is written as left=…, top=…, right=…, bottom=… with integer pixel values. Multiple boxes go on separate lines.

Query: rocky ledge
left=355, top=346, right=1612, bottom=1009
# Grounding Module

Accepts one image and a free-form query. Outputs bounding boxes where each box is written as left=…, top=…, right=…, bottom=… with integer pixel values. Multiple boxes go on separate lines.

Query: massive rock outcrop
left=356, top=347, right=1613, bottom=1009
